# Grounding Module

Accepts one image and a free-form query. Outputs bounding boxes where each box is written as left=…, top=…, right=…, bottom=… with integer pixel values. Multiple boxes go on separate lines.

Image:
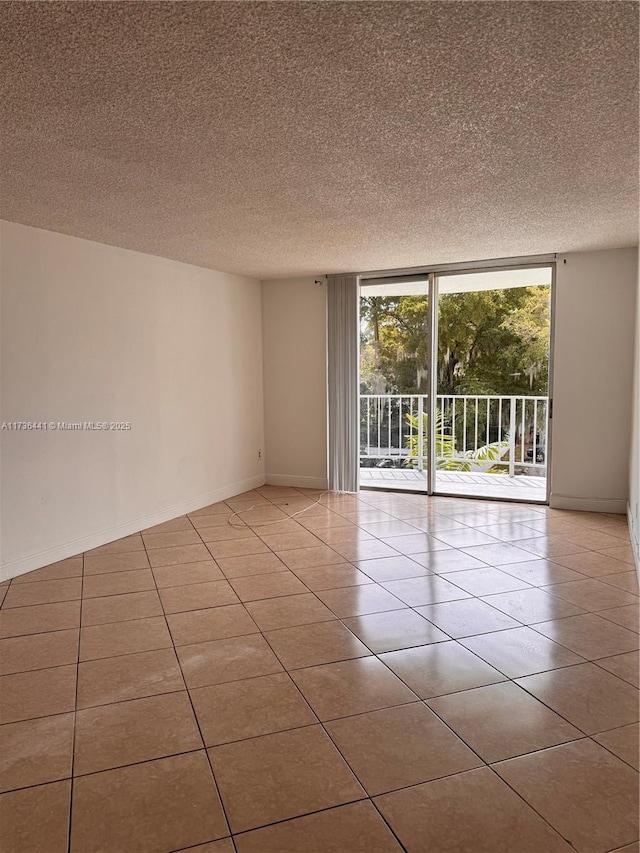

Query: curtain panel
left=327, top=274, right=359, bottom=492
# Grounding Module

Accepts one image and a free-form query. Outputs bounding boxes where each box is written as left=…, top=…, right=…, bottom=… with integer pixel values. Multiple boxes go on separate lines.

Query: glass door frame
left=425, top=271, right=437, bottom=495
left=359, top=255, right=557, bottom=504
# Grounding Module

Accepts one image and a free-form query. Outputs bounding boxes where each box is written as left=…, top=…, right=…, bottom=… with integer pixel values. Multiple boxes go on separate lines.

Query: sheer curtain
left=327, top=274, right=359, bottom=492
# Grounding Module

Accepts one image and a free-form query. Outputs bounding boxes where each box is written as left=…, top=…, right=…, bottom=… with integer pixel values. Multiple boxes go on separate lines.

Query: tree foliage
left=360, top=286, right=550, bottom=397
left=404, top=410, right=508, bottom=472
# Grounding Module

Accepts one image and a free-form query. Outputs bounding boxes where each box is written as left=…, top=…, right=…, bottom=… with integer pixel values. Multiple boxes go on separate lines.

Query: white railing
left=360, top=394, right=548, bottom=477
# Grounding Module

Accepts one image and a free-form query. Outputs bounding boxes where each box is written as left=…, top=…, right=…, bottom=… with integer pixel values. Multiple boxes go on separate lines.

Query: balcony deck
left=360, top=393, right=548, bottom=503
left=359, top=467, right=547, bottom=502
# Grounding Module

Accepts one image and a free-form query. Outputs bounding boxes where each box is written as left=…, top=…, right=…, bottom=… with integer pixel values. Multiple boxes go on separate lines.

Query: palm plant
left=404, top=411, right=509, bottom=473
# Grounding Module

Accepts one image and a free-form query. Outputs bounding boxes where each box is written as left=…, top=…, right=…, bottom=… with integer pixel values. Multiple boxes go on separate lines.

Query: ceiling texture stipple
left=0, top=1, right=638, bottom=279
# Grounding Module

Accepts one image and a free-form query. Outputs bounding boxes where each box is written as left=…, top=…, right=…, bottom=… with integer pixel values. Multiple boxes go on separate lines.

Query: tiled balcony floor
left=0, top=486, right=638, bottom=852
left=360, top=467, right=547, bottom=502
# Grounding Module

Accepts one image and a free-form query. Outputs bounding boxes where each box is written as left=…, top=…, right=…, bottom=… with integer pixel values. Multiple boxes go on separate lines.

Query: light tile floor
left=360, top=467, right=547, bottom=502
left=0, top=487, right=638, bottom=853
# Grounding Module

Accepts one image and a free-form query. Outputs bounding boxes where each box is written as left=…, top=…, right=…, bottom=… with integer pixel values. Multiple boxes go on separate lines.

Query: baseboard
left=0, top=474, right=266, bottom=582
left=628, top=503, right=640, bottom=581
left=548, top=494, right=627, bottom=514
left=265, top=473, right=329, bottom=490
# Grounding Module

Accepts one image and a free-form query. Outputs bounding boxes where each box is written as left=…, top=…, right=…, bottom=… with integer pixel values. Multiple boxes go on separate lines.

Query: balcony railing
left=360, top=394, right=548, bottom=477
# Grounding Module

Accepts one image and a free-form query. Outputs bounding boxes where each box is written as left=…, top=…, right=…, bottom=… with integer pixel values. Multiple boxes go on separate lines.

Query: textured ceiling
left=1, top=1, right=638, bottom=279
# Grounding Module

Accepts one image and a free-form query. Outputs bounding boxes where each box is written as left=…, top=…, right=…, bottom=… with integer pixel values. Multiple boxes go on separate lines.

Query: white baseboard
left=549, top=494, right=627, bottom=514
left=628, top=503, right=640, bottom=581
left=265, top=473, right=329, bottom=490
left=0, top=474, right=266, bottom=582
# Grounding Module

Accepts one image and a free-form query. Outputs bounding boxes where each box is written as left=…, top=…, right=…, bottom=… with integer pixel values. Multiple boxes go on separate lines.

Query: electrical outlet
left=258, top=450, right=262, bottom=459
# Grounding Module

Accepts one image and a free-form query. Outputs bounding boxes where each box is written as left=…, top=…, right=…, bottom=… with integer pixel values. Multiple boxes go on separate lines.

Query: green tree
left=360, top=286, right=550, bottom=397
left=360, top=294, right=430, bottom=393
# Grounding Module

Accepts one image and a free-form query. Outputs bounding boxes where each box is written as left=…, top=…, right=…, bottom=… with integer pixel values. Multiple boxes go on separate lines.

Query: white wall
left=629, top=249, right=640, bottom=572
left=551, top=247, right=638, bottom=513
left=261, top=277, right=327, bottom=489
left=0, top=221, right=265, bottom=580
left=261, top=249, right=639, bottom=514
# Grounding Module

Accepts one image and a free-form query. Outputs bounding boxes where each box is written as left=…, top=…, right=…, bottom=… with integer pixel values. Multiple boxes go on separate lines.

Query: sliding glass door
left=359, top=278, right=431, bottom=491
left=434, top=267, right=552, bottom=501
left=358, top=262, right=553, bottom=503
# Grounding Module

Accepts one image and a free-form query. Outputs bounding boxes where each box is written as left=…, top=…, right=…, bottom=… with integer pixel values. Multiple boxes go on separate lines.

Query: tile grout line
left=66, top=550, right=84, bottom=853
left=483, top=760, right=582, bottom=851
left=204, top=488, right=395, bottom=845
left=586, top=733, right=640, bottom=773
left=216, top=489, right=410, bottom=846
left=144, top=517, right=238, bottom=852
left=239, top=489, right=411, bottom=852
